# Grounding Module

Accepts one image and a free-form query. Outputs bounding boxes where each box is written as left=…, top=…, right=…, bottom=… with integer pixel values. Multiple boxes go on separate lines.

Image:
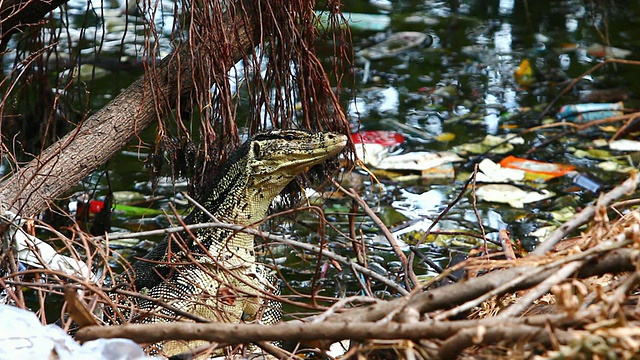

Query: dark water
left=6, top=0, right=640, bottom=308
left=290, top=0, right=640, bottom=300
left=340, top=0, right=640, bottom=241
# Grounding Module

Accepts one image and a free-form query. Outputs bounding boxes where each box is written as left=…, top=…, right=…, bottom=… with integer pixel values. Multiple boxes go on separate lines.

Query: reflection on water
left=498, top=0, right=514, bottom=16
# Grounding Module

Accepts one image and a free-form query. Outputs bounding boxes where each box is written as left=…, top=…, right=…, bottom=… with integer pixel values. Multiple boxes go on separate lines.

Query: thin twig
left=90, top=213, right=409, bottom=295
left=333, top=180, right=420, bottom=290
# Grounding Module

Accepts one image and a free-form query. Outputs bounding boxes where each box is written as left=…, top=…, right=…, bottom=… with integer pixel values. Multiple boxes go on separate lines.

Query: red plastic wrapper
left=351, top=130, right=405, bottom=147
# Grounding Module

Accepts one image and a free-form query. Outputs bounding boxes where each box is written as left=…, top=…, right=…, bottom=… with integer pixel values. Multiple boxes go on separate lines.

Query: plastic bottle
left=567, top=171, right=603, bottom=193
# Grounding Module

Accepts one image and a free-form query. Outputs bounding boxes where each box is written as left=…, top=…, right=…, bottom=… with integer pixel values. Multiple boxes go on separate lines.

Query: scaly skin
left=124, top=130, right=347, bottom=356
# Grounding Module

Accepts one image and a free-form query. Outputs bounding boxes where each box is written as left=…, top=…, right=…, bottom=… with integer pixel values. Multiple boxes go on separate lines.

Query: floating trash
left=315, top=11, right=391, bottom=32
left=476, top=184, right=555, bottom=208
left=351, top=130, right=405, bottom=147
left=499, top=156, right=576, bottom=181
left=567, top=171, right=604, bottom=193
left=357, top=31, right=432, bottom=60
left=557, top=102, right=624, bottom=122
left=374, top=151, right=463, bottom=172
left=354, top=133, right=463, bottom=174
left=0, top=305, right=151, bottom=360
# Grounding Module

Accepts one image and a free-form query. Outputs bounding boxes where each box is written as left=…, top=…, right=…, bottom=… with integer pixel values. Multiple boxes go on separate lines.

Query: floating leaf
left=551, top=207, right=577, bottom=222
left=514, top=59, right=534, bottom=86
left=573, top=148, right=615, bottom=160
left=598, top=161, right=636, bottom=173
left=586, top=43, right=632, bottom=58
left=455, top=142, right=490, bottom=154
left=455, top=134, right=520, bottom=154
left=422, top=163, right=455, bottom=180
left=476, top=158, right=526, bottom=183
left=592, top=138, right=609, bottom=147
left=59, top=65, right=109, bottom=81
left=598, top=126, right=618, bottom=133
left=437, top=132, right=456, bottom=142
left=113, top=191, right=148, bottom=204
left=529, top=226, right=556, bottom=241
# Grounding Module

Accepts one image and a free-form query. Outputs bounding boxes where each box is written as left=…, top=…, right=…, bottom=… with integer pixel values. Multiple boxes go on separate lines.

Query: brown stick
left=438, top=324, right=573, bottom=360
left=323, top=247, right=637, bottom=324
left=75, top=311, right=578, bottom=344
left=498, top=229, right=516, bottom=260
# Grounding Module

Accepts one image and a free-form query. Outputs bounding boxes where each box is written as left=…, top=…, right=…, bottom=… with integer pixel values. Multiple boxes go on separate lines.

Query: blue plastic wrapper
left=557, top=102, right=623, bottom=122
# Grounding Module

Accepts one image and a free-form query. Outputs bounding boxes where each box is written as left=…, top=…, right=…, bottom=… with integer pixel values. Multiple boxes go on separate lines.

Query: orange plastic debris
left=499, top=156, right=576, bottom=181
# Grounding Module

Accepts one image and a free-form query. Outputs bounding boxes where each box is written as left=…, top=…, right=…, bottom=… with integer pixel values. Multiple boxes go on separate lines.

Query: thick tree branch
left=0, top=0, right=260, bottom=216
left=75, top=312, right=577, bottom=344
left=323, top=247, right=638, bottom=324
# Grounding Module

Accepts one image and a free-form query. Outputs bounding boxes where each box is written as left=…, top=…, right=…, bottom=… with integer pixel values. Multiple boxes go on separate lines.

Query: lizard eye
left=253, top=142, right=261, bottom=158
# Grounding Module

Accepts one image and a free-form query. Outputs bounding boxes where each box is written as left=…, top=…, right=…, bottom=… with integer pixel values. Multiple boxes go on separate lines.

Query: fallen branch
left=532, top=172, right=639, bottom=255
left=75, top=311, right=579, bottom=344
left=324, top=247, right=637, bottom=324
left=75, top=247, right=639, bottom=344
left=438, top=324, right=573, bottom=360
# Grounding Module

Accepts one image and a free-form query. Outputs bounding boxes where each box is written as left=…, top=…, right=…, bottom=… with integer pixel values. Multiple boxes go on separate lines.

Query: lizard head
left=197, top=130, right=347, bottom=224
left=246, top=130, right=347, bottom=185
